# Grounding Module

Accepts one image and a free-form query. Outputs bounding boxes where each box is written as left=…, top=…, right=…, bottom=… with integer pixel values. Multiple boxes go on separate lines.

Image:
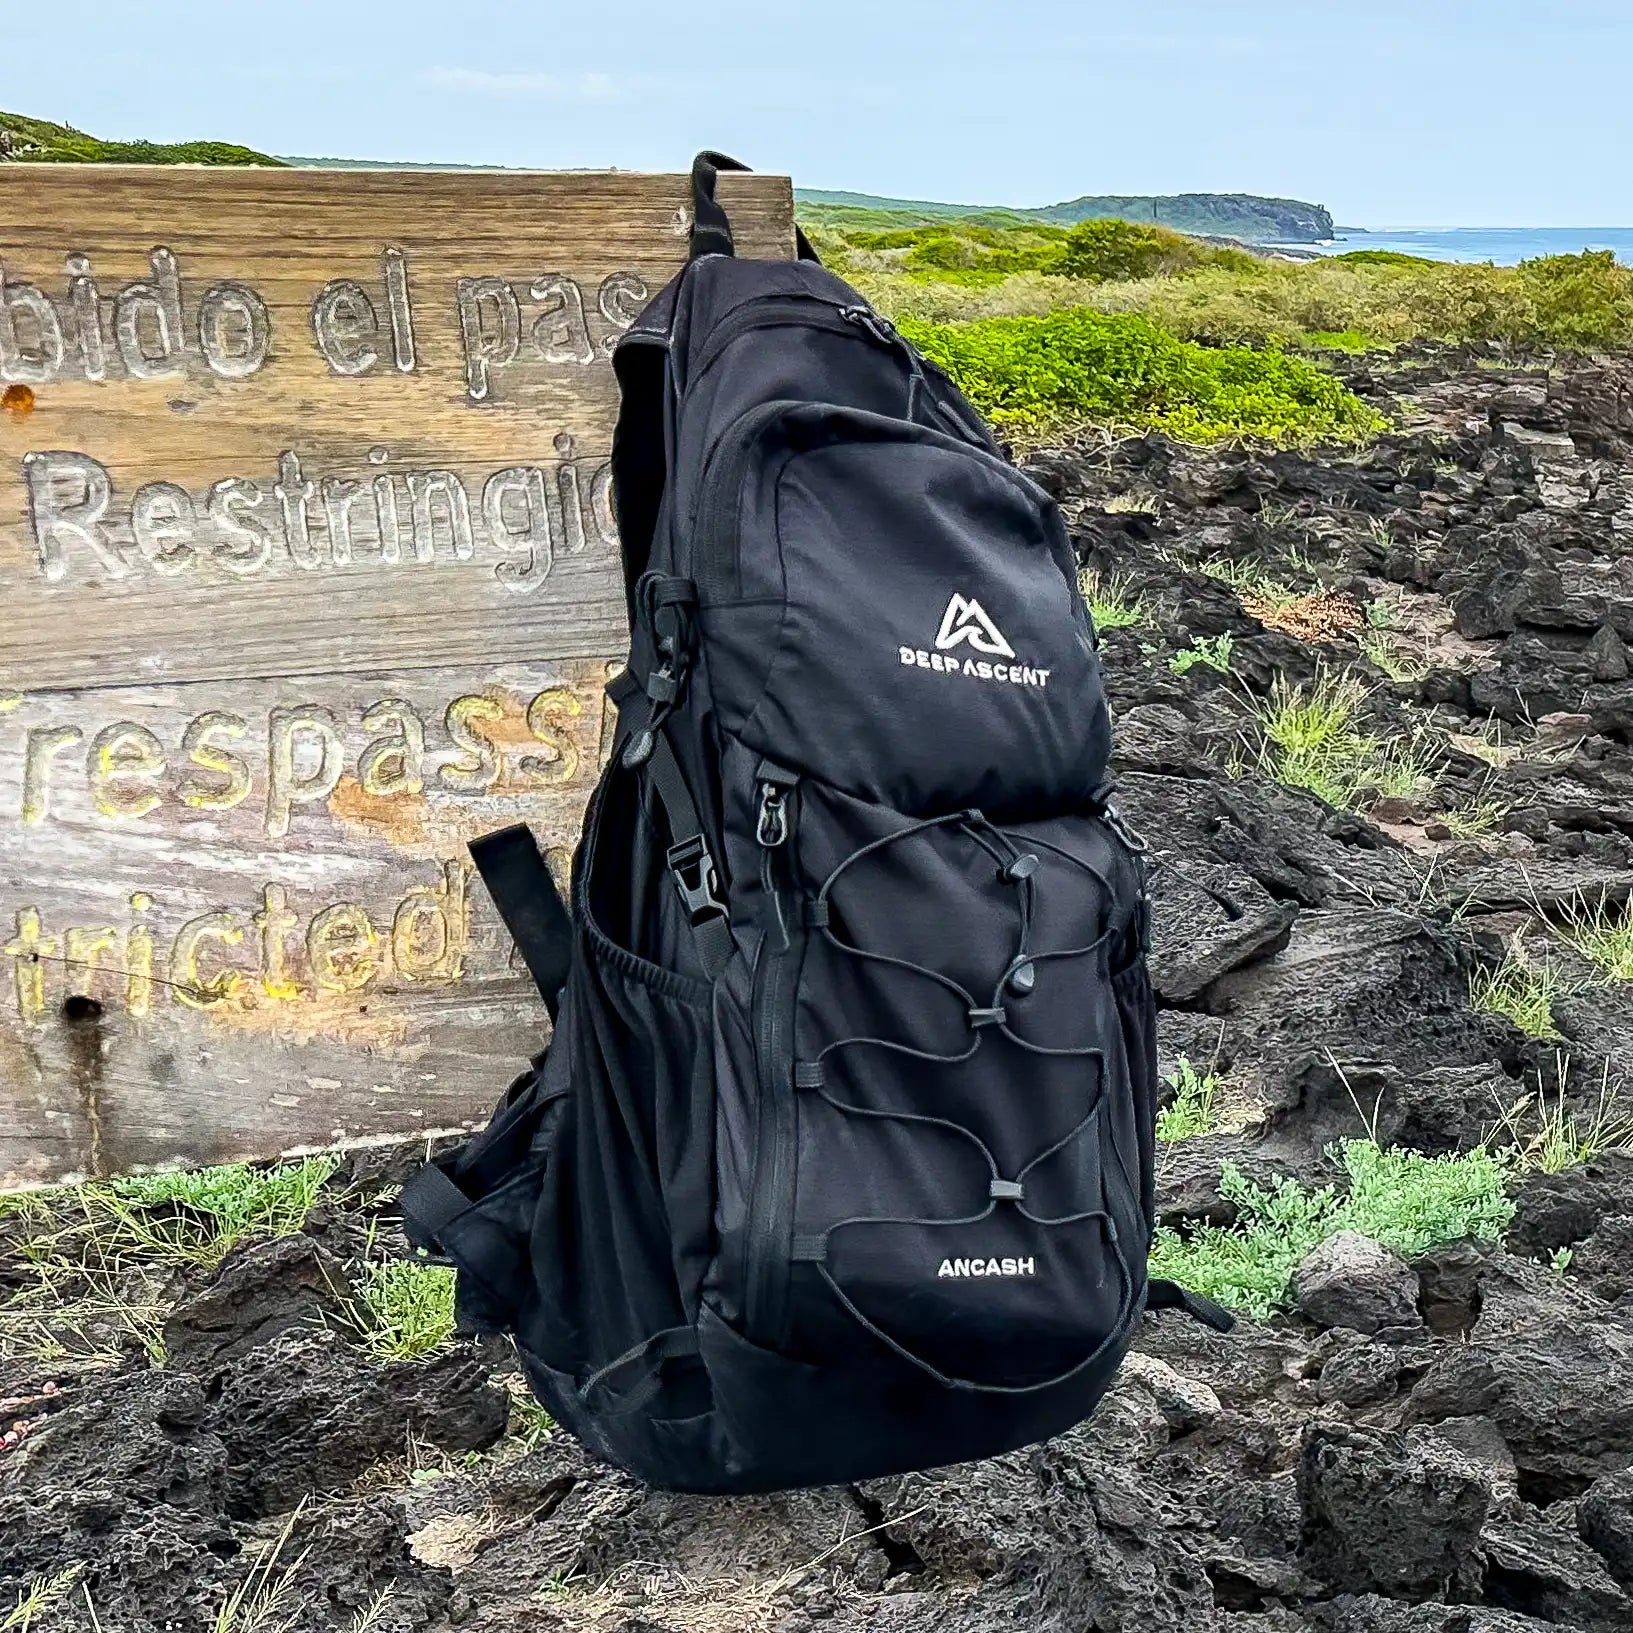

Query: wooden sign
left=0, top=165, right=795, bottom=1186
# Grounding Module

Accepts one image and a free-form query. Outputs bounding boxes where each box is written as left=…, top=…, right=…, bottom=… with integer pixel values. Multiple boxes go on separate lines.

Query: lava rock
left=1293, top=1231, right=1425, bottom=1338
left=1579, top=1466, right=1633, bottom=1589
left=1481, top=1513, right=1633, bottom=1631
left=10, top=1369, right=227, bottom=1513
left=163, top=1232, right=355, bottom=1376
left=1572, top=1214, right=1633, bottom=1303
left=1298, top=1424, right=1491, bottom=1599
left=1506, top=1154, right=1633, bottom=1256
left=208, top=1330, right=508, bottom=1518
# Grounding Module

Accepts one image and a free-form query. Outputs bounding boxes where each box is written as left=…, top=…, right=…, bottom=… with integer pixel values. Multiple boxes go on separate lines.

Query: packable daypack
left=400, top=152, right=1231, bottom=1495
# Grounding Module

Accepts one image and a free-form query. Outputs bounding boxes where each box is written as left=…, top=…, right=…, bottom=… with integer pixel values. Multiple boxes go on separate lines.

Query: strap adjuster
left=666, top=836, right=727, bottom=925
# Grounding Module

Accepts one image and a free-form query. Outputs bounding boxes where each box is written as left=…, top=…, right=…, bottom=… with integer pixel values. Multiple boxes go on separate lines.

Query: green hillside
left=0, top=108, right=281, bottom=166
left=796, top=187, right=1334, bottom=243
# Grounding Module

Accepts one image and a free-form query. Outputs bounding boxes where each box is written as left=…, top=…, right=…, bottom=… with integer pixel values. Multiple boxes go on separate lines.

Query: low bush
left=1151, top=1139, right=1513, bottom=1318
left=899, top=308, right=1386, bottom=445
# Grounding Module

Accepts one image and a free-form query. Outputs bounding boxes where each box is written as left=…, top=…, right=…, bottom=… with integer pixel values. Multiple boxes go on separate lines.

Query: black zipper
left=744, top=761, right=803, bottom=1346
left=689, top=295, right=883, bottom=388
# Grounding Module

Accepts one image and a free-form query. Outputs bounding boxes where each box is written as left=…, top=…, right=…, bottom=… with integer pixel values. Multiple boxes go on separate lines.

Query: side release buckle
left=666, top=836, right=727, bottom=926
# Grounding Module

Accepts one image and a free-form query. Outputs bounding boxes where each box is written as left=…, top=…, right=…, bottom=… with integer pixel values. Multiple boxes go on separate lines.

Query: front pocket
left=711, top=759, right=1145, bottom=1385
left=696, top=404, right=1112, bottom=819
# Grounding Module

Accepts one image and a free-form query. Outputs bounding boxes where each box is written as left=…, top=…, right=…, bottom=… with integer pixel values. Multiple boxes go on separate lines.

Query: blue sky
left=6, top=0, right=1631, bottom=225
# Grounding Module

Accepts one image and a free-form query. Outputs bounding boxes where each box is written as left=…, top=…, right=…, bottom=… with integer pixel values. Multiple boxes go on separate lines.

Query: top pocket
left=693, top=404, right=1113, bottom=819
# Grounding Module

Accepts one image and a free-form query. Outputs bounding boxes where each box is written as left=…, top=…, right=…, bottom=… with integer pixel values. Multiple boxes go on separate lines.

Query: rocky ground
left=3, top=348, right=1633, bottom=1631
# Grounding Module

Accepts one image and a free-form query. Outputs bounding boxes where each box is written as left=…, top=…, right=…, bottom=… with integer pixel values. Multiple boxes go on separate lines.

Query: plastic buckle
left=666, top=836, right=727, bottom=925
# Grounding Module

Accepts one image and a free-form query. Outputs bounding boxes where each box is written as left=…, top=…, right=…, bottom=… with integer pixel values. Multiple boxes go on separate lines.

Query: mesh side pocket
left=1111, top=957, right=1159, bottom=1238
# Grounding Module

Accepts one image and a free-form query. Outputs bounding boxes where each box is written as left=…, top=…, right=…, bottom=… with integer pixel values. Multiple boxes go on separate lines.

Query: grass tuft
left=1150, top=1138, right=1513, bottom=1319
left=354, top=1260, right=457, bottom=1361
left=1558, top=894, right=1633, bottom=982
left=1157, top=1058, right=1221, bottom=1141
left=1250, top=669, right=1435, bottom=812
left=1491, top=1059, right=1633, bottom=1173
left=1469, top=934, right=1570, bottom=1039
left=1077, top=568, right=1146, bottom=632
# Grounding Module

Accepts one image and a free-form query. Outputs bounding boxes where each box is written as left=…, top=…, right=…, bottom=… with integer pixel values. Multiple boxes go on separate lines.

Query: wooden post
left=0, top=164, right=795, bottom=1186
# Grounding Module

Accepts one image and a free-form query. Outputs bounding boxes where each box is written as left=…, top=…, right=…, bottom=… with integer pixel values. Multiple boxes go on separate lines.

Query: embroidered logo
left=933, top=593, right=1016, bottom=658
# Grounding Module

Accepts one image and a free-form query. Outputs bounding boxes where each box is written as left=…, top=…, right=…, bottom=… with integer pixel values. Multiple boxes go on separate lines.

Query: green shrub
left=1332, top=248, right=1438, bottom=268
left=2, top=110, right=281, bottom=166
left=1150, top=1138, right=1514, bottom=1318
left=1054, top=217, right=1208, bottom=282
left=900, top=307, right=1387, bottom=445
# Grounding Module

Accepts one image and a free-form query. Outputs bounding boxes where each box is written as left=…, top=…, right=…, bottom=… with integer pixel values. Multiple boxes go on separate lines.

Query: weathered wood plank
left=0, top=165, right=795, bottom=1184
left=0, top=166, right=793, bottom=690
left=0, top=658, right=618, bottom=1186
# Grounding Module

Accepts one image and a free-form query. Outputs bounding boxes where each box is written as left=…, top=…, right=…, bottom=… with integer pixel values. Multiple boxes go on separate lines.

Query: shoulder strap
left=689, top=150, right=821, bottom=265
left=468, top=825, right=573, bottom=1019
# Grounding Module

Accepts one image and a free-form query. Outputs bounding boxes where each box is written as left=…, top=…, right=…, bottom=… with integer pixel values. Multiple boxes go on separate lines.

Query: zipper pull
left=841, top=306, right=901, bottom=347
left=755, top=759, right=801, bottom=848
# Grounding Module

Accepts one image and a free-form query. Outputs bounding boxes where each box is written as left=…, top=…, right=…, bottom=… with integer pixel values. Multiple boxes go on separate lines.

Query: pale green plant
left=1157, top=1058, right=1221, bottom=1141
left=1150, top=1139, right=1513, bottom=1319
left=1077, top=568, right=1147, bottom=632
left=1170, top=633, right=1234, bottom=677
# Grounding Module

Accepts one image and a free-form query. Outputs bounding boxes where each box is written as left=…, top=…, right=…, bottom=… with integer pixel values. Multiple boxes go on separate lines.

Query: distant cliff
left=797, top=188, right=1335, bottom=244
left=0, top=109, right=281, bottom=166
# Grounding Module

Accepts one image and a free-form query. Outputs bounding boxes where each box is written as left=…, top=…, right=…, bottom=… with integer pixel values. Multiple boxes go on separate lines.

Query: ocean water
left=1290, top=227, right=1633, bottom=266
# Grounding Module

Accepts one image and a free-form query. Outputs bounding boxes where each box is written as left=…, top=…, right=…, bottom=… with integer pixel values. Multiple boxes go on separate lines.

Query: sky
left=6, top=0, right=1633, bottom=226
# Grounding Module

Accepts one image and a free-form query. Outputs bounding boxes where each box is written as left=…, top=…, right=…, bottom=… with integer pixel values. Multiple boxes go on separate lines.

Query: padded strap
left=469, top=825, right=573, bottom=1020
left=1147, top=1277, right=1236, bottom=1333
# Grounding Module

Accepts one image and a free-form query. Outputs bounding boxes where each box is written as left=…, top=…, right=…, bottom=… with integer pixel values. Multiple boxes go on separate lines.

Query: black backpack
left=400, top=152, right=1231, bottom=1495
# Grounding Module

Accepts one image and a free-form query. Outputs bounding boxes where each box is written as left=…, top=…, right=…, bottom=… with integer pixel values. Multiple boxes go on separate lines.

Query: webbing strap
left=580, top=1325, right=702, bottom=1415
left=645, top=729, right=734, bottom=980
left=689, top=150, right=822, bottom=265
left=397, top=1161, right=469, bottom=1255
left=468, top=825, right=573, bottom=1021
left=1147, top=1277, right=1236, bottom=1333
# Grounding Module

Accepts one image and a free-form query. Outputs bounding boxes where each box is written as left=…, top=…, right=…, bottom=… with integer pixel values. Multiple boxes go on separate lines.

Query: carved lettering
left=358, top=700, right=425, bottom=796
left=64, top=254, right=107, bottom=381
left=597, top=270, right=649, bottom=354
left=382, top=247, right=416, bottom=372
left=209, top=477, right=275, bottom=574
left=529, top=274, right=595, bottom=365
left=113, top=247, right=185, bottom=379
left=483, top=465, right=552, bottom=593
left=131, top=482, right=199, bottom=576
left=307, top=902, right=380, bottom=992
left=312, top=278, right=380, bottom=376
left=440, top=695, right=502, bottom=792
left=179, top=712, right=252, bottom=810
left=266, top=707, right=345, bottom=838
left=0, top=258, right=66, bottom=383
left=523, top=687, right=581, bottom=785
left=407, top=470, right=475, bottom=563
left=171, top=911, right=246, bottom=1007
left=89, top=722, right=166, bottom=819
left=456, top=276, right=520, bottom=401
left=197, top=281, right=271, bottom=379
left=21, top=724, right=83, bottom=825
left=23, top=451, right=128, bottom=582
